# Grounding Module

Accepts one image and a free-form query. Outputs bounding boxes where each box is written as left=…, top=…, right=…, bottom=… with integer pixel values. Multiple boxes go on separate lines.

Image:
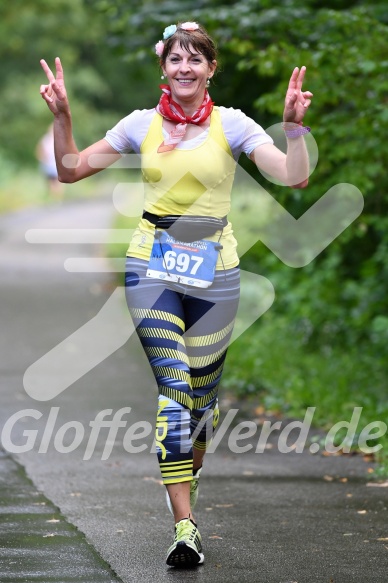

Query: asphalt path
left=0, top=196, right=387, bottom=583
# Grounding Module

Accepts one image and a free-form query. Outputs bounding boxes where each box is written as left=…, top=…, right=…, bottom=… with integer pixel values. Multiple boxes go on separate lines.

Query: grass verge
left=222, top=312, right=388, bottom=478
left=0, top=168, right=122, bottom=214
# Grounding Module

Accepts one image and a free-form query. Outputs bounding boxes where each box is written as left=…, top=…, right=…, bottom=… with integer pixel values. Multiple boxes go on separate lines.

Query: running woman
left=39, top=21, right=312, bottom=567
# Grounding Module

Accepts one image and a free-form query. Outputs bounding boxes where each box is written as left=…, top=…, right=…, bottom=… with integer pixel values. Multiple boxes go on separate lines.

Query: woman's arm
left=40, top=57, right=121, bottom=183
left=249, top=139, right=309, bottom=189
left=250, top=66, right=313, bottom=189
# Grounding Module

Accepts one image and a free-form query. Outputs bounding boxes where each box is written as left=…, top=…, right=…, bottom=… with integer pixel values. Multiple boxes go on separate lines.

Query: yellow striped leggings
left=124, top=257, right=240, bottom=484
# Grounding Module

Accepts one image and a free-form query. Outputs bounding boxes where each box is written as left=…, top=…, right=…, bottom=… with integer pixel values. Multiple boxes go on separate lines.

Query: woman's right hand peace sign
left=40, top=57, right=68, bottom=115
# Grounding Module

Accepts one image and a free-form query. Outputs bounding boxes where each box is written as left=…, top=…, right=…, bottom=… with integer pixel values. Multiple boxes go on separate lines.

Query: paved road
left=0, top=197, right=387, bottom=583
left=0, top=448, right=121, bottom=583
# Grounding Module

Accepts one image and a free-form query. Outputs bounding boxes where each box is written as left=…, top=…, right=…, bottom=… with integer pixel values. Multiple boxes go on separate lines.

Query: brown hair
left=159, top=24, right=217, bottom=67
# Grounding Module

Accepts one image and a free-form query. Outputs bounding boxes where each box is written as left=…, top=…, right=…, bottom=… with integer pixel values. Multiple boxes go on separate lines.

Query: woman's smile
left=175, top=79, right=195, bottom=85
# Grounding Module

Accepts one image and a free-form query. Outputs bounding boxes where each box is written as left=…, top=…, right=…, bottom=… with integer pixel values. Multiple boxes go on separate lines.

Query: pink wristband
left=283, top=124, right=311, bottom=139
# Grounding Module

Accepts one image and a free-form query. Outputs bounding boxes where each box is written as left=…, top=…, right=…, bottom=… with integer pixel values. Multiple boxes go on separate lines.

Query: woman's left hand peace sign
left=283, top=66, right=313, bottom=124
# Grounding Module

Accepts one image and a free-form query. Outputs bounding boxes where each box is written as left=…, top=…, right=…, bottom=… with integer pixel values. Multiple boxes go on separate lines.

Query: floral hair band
left=154, top=22, right=199, bottom=57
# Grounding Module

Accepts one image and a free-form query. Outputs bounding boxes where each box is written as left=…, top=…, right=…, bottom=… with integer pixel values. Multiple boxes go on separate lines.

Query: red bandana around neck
left=155, top=85, right=214, bottom=153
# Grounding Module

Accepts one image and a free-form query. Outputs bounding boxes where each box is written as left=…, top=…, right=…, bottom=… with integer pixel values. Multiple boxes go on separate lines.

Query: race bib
left=147, top=230, right=222, bottom=288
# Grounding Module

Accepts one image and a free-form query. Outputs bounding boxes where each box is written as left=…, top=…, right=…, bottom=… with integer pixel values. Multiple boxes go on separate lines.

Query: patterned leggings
left=124, top=257, right=240, bottom=484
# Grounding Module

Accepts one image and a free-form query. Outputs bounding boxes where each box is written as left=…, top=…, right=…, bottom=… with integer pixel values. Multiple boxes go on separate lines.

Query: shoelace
left=175, top=519, right=196, bottom=542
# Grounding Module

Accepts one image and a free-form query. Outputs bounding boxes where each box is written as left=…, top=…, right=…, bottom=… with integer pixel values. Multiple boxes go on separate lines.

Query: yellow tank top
left=127, top=107, right=239, bottom=270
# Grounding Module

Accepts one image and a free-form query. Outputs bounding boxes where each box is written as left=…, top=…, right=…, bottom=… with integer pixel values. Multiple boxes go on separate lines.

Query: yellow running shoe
left=166, top=518, right=204, bottom=567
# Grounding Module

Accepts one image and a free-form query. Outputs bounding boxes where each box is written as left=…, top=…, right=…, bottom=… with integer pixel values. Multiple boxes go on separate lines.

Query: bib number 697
left=163, top=250, right=203, bottom=275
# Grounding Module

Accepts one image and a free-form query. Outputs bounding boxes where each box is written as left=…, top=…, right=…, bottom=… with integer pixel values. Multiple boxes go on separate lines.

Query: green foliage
left=0, top=0, right=158, bottom=169
left=235, top=2, right=388, bottom=354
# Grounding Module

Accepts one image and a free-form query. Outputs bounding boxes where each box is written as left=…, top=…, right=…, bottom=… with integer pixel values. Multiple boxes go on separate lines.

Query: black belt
left=142, top=211, right=227, bottom=243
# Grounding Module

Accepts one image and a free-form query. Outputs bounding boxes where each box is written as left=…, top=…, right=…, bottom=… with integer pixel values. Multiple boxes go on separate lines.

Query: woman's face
left=162, top=41, right=216, bottom=110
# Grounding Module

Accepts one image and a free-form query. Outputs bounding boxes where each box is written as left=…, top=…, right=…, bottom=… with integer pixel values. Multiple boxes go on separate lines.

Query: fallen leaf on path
left=243, top=471, right=254, bottom=476
left=362, top=453, right=375, bottom=462
left=357, top=510, right=367, bottom=514
left=367, top=481, right=388, bottom=488
left=46, top=518, right=60, bottom=523
left=209, top=535, right=223, bottom=539
left=377, top=537, right=388, bottom=541
left=323, top=475, right=334, bottom=482
left=339, top=477, right=348, bottom=483
left=254, top=406, right=265, bottom=415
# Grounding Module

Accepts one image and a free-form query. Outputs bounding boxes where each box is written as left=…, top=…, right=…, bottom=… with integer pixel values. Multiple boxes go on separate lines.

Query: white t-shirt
left=104, top=106, right=273, bottom=160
